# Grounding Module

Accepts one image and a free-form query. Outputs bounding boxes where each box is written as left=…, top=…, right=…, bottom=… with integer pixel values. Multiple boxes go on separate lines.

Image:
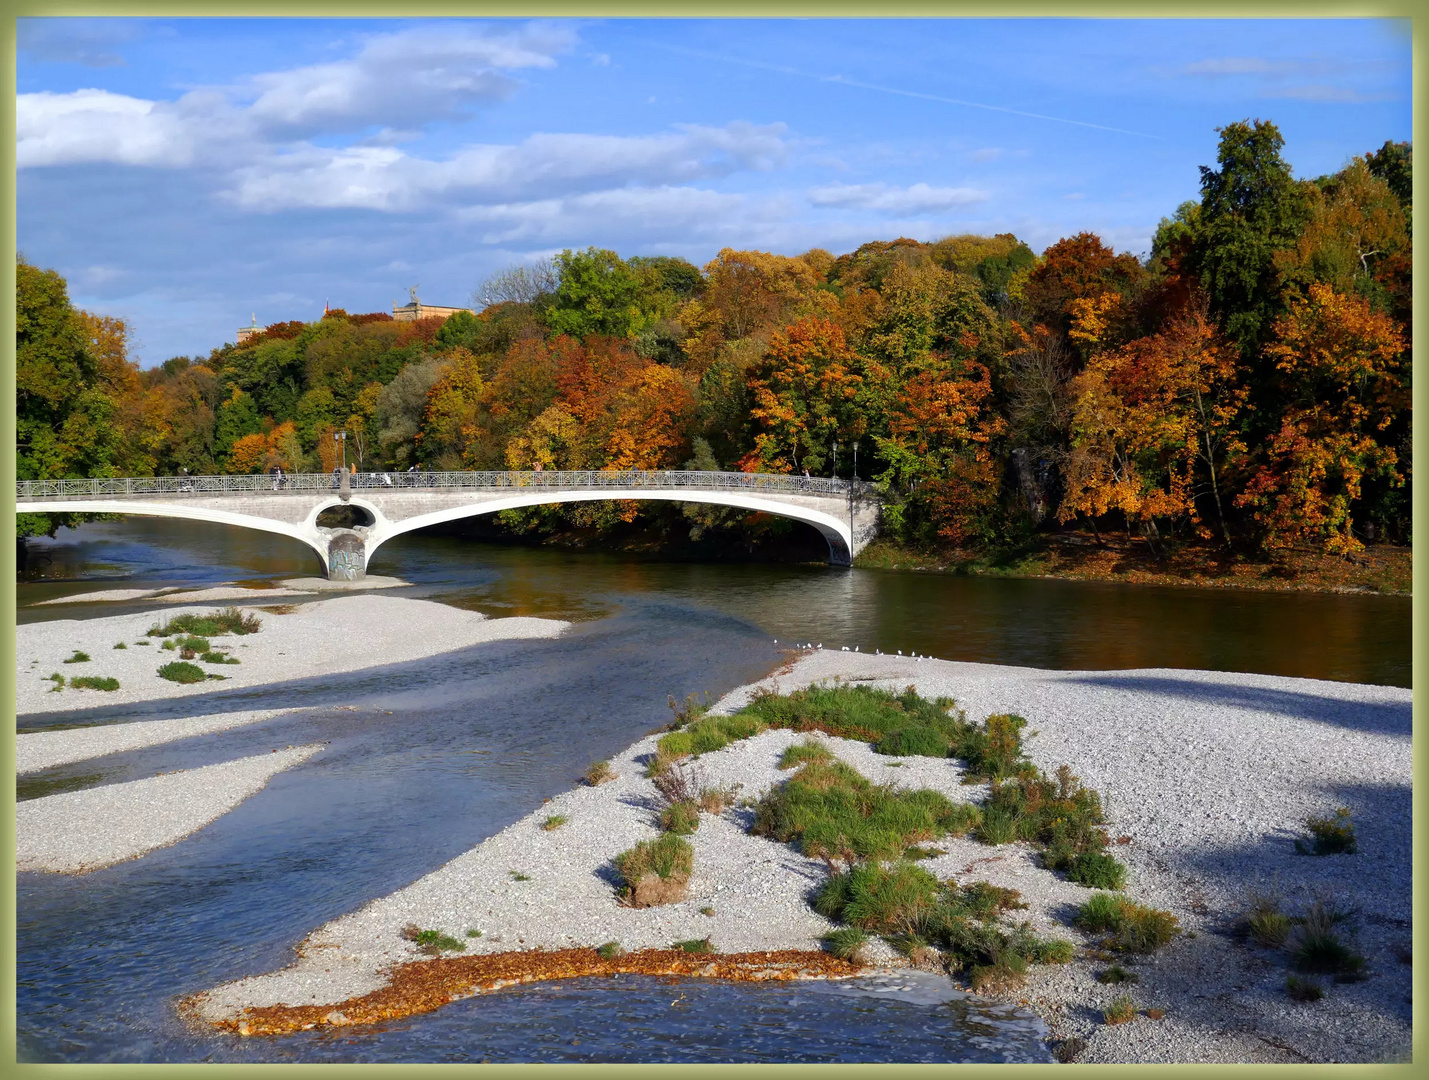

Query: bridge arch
left=361, top=489, right=854, bottom=567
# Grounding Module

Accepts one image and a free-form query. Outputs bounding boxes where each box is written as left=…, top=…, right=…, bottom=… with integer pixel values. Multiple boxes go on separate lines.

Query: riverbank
left=15, top=593, right=569, bottom=716
left=181, top=650, right=1411, bottom=1063
left=854, top=536, right=1413, bottom=596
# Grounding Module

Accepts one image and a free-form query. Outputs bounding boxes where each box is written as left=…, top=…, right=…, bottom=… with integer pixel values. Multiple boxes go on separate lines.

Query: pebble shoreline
left=182, top=649, right=1412, bottom=1063
left=15, top=593, right=569, bottom=715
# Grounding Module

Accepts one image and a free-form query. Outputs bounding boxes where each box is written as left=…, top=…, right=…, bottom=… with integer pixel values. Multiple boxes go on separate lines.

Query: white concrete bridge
left=16, top=470, right=881, bottom=580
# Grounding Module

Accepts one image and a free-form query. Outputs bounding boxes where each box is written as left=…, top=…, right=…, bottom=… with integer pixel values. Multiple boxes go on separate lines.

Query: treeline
left=17, top=120, right=1411, bottom=559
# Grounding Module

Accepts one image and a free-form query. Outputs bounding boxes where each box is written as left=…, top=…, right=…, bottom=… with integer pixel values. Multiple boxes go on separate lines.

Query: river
left=14, top=519, right=1410, bottom=1063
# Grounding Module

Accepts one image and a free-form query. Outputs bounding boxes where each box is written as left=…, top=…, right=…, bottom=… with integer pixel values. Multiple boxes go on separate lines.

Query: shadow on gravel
left=1060, top=676, right=1410, bottom=737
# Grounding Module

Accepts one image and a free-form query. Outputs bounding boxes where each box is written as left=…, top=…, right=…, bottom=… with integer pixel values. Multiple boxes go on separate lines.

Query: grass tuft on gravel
left=1103, top=994, right=1138, bottom=1025
left=1290, top=901, right=1366, bottom=980
left=613, top=833, right=693, bottom=908
left=62, top=650, right=91, bottom=664
left=1286, top=974, right=1324, bottom=1002
left=815, top=862, right=1072, bottom=986
left=147, top=607, right=261, bottom=638
left=673, top=937, right=714, bottom=954
left=821, top=927, right=870, bottom=962
left=751, top=756, right=979, bottom=863
left=69, top=675, right=120, bottom=691
left=541, top=815, right=569, bottom=831
left=201, top=650, right=241, bottom=664
left=157, top=660, right=207, bottom=684
left=583, top=760, right=615, bottom=787
left=658, top=800, right=700, bottom=835
left=113, top=641, right=127, bottom=650
left=596, top=941, right=623, bottom=959
left=1296, top=807, right=1357, bottom=856
left=1073, top=893, right=1180, bottom=954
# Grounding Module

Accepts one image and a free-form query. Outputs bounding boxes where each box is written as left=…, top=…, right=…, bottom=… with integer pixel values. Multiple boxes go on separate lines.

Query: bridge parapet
left=17, top=469, right=854, bottom=500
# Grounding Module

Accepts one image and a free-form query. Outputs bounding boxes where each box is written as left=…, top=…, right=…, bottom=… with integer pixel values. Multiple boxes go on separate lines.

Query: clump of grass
left=816, top=863, right=1070, bottom=984
left=1289, top=901, right=1365, bottom=980
left=113, top=641, right=127, bottom=650
left=1144, top=1007, right=1166, bottom=1020
left=157, top=660, right=207, bottom=684
left=596, top=941, right=623, bottom=959
left=1103, top=994, right=1138, bottom=1025
left=651, top=760, right=704, bottom=804
left=46, top=672, right=65, bottom=688
left=509, top=871, right=532, bottom=881
left=1096, top=964, right=1139, bottom=984
left=466, top=928, right=483, bottom=939
left=822, top=927, right=870, bottom=962
left=699, top=906, right=715, bottom=917
left=1066, top=851, right=1128, bottom=890
left=69, top=676, right=120, bottom=691
left=696, top=784, right=738, bottom=814
left=673, top=937, right=713, bottom=954
left=583, top=760, right=615, bottom=786
left=200, top=651, right=240, bottom=664
left=1286, top=974, right=1324, bottom=1002
left=659, top=800, right=700, bottom=835
left=657, top=712, right=768, bottom=761
left=904, top=845, right=947, bottom=860
left=541, top=815, right=568, bottom=831
left=175, top=635, right=210, bottom=652
left=1073, top=893, right=1180, bottom=954
left=613, top=833, right=693, bottom=907
left=1243, top=892, right=1294, bottom=948
left=147, top=607, right=262, bottom=638
left=161, top=639, right=178, bottom=651
left=981, top=764, right=1124, bottom=883
left=752, top=756, right=979, bottom=863
left=134, top=640, right=151, bottom=646
left=412, top=929, right=466, bottom=955
left=62, top=650, right=91, bottom=664
left=970, top=952, right=1028, bottom=993
left=1296, top=808, right=1357, bottom=856
left=779, top=739, right=834, bottom=770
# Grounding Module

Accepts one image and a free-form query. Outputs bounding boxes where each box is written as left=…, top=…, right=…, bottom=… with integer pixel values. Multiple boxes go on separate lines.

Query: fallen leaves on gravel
left=186, top=947, right=862, bottom=1036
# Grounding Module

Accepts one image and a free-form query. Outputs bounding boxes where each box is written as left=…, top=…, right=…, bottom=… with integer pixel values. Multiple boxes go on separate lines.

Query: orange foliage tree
left=742, top=317, right=863, bottom=473
left=1061, top=311, right=1246, bottom=550
left=1235, top=283, right=1407, bottom=555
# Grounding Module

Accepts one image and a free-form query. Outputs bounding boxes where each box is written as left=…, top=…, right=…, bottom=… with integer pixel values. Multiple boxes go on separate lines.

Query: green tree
left=214, top=387, right=263, bottom=462
left=545, top=247, right=650, bottom=339
left=1191, top=119, right=1311, bottom=360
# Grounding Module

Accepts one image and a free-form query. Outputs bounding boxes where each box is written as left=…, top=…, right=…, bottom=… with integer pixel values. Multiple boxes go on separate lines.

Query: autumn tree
left=743, top=317, right=863, bottom=473
left=1060, top=311, right=1247, bottom=552
left=1235, top=283, right=1407, bottom=555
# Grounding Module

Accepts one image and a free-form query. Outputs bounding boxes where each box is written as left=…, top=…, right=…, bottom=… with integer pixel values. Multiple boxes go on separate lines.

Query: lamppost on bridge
left=831, top=440, right=839, bottom=479
left=335, top=430, right=347, bottom=471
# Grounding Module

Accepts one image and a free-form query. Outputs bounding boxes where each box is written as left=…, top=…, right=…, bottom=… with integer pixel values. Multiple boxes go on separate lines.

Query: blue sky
left=17, top=16, right=1412, bottom=367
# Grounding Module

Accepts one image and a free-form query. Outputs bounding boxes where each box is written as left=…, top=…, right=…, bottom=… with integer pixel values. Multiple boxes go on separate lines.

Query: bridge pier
left=326, top=529, right=368, bottom=581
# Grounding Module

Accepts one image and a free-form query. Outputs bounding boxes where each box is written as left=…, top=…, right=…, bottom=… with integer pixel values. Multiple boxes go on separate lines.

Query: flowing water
left=14, top=519, right=1410, bottom=1063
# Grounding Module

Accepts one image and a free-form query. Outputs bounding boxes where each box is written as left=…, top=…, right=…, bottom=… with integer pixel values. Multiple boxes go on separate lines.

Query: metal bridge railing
left=17, top=470, right=861, bottom=500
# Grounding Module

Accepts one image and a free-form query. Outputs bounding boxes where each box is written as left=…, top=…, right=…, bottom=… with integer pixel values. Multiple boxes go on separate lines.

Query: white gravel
left=30, top=576, right=409, bottom=606
left=187, top=650, right=1412, bottom=1064
left=16, top=594, right=568, bottom=715
left=17, top=745, right=323, bottom=874
left=16, top=708, right=308, bottom=774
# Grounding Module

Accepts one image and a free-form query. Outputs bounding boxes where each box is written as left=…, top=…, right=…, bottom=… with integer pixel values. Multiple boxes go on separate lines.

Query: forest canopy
left=17, top=122, right=1411, bottom=559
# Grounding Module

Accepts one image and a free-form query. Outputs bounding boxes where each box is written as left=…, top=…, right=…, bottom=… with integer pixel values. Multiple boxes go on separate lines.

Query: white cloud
left=17, top=89, right=200, bottom=167
left=222, top=123, right=789, bottom=212
left=459, top=186, right=750, bottom=244
left=808, top=181, right=987, bottom=213
left=241, top=24, right=575, bottom=137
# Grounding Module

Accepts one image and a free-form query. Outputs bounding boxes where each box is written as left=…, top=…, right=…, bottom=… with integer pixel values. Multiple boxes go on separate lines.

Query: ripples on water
left=14, top=519, right=1410, bottom=1062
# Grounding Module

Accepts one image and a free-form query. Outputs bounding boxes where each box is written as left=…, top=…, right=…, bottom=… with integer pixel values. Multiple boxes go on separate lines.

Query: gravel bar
left=16, top=594, right=568, bottom=715
left=185, top=649, right=1411, bottom=1063
left=17, top=745, right=323, bottom=874
left=16, top=708, right=308, bottom=774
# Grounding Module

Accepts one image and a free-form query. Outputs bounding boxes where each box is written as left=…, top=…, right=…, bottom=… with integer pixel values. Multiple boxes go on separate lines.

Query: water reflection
left=18, top=518, right=1409, bottom=686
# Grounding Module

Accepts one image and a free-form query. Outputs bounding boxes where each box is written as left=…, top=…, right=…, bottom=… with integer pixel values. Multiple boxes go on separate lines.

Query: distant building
left=391, top=286, right=472, bottom=322
left=236, top=313, right=261, bottom=344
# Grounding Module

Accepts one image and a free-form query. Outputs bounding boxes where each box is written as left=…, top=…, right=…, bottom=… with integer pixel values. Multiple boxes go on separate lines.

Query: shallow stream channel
left=15, top=519, right=1410, bottom=1062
